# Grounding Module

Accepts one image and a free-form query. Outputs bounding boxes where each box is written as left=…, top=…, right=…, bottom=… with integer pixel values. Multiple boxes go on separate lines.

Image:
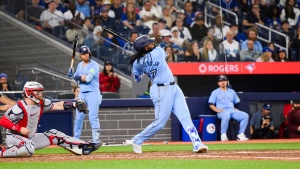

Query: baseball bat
left=70, top=35, right=80, bottom=69
left=103, top=26, right=132, bottom=44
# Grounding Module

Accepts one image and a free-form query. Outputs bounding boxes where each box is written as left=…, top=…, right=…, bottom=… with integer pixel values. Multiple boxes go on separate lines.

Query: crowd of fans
left=1, top=0, right=300, bottom=64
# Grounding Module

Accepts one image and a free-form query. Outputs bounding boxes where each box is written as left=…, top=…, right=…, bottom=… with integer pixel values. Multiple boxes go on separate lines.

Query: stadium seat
left=102, top=92, right=120, bottom=99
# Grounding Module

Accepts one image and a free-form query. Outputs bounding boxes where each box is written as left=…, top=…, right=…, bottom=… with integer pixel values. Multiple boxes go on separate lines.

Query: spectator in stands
left=213, top=16, right=230, bottom=42
left=291, top=26, right=300, bottom=61
left=202, top=26, right=221, bottom=51
left=99, top=60, right=120, bottom=92
left=265, top=4, right=281, bottom=30
left=122, top=31, right=138, bottom=59
left=40, top=0, right=64, bottom=33
left=100, top=6, right=117, bottom=30
left=172, top=9, right=189, bottom=28
left=208, top=75, right=249, bottom=141
left=275, top=48, right=288, bottom=62
left=55, top=0, right=68, bottom=13
left=212, top=0, right=238, bottom=21
left=165, top=0, right=178, bottom=18
left=170, top=27, right=190, bottom=49
left=0, top=73, right=13, bottom=92
left=66, top=18, right=85, bottom=45
left=236, top=0, right=252, bottom=15
left=251, top=115, right=276, bottom=139
left=26, top=0, right=44, bottom=26
left=139, top=0, right=160, bottom=29
left=102, top=0, right=116, bottom=18
left=159, top=30, right=182, bottom=54
left=123, top=0, right=140, bottom=14
left=277, top=20, right=294, bottom=51
left=162, top=6, right=175, bottom=28
left=150, top=0, right=163, bottom=18
left=91, top=0, right=102, bottom=18
left=172, top=18, right=192, bottom=41
left=84, top=26, right=104, bottom=58
left=73, top=86, right=80, bottom=99
left=0, top=91, right=16, bottom=111
left=229, top=23, right=246, bottom=46
left=280, top=4, right=299, bottom=30
left=190, top=16, right=207, bottom=43
left=111, top=0, right=124, bottom=23
left=183, top=1, right=195, bottom=26
left=165, top=45, right=176, bottom=63
left=63, top=0, right=85, bottom=22
left=148, top=22, right=162, bottom=45
left=158, top=18, right=170, bottom=31
left=121, top=3, right=141, bottom=30
left=82, top=17, right=93, bottom=38
left=199, top=39, right=219, bottom=62
left=242, top=4, right=265, bottom=32
left=267, top=41, right=279, bottom=61
left=241, top=27, right=263, bottom=52
left=220, top=30, right=240, bottom=61
left=256, top=47, right=275, bottom=62
left=184, top=41, right=200, bottom=62
left=76, top=0, right=91, bottom=17
left=240, top=39, right=261, bottom=61
left=250, top=103, right=274, bottom=135
left=252, top=0, right=268, bottom=16
left=287, top=100, right=300, bottom=138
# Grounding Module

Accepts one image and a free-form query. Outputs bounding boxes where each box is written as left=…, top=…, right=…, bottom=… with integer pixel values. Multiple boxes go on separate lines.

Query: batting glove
left=67, top=68, right=74, bottom=79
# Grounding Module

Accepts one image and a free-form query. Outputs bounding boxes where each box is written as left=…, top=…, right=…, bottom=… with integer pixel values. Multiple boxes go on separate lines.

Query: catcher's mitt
left=76, top=99, right=88, bottom=114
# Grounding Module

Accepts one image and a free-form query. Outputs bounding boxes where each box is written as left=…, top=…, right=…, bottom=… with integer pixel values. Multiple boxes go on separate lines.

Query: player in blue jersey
left=208, top=75, right=249, bottom=141
left=128, top=35, right=208, bottom=154
left=69, top=46, right=102, bottom=144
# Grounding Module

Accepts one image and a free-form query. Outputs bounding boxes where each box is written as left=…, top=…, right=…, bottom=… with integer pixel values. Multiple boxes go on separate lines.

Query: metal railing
left=205, top=1, right=239, bottom=26
left=255, top=23, right=289, bottom=57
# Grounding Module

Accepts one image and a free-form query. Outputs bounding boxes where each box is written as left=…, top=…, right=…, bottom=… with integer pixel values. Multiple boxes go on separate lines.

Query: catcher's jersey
left=132, top=47, right=174, bottom=84
left=4, top=99, right=53, bottom=138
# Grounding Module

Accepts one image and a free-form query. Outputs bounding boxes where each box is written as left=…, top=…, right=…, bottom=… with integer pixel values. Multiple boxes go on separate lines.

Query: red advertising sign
left=168, top=62, right=300, bottom=75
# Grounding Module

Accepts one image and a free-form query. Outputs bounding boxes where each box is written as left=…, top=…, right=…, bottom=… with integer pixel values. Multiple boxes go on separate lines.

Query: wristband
left=75, top=76, right=83, bottom=82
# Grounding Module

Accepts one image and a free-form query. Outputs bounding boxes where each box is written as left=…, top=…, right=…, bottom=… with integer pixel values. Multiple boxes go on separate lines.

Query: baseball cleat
left=193, top=144, right=208, bottom=153
left=221, top=133, right=229, bottom=141
left=132, top=143, right=142, bottom=154
left=237, top=133, right=249, bottom=141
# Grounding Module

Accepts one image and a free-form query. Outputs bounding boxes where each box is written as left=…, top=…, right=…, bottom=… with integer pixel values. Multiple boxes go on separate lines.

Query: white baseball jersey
left=40, top=9, right=64, bottom=27
left=221, top=39, right=240, bottom=57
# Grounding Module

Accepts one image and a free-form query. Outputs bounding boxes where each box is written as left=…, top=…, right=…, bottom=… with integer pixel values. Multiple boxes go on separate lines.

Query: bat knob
left=67, top=68, right=74, bottom=79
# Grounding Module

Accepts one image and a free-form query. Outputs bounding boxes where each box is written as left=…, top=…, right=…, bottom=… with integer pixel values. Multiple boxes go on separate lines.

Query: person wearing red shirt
left=99, top=61, right=120, bottom=92
left=287, top=100, right=300, bottom=138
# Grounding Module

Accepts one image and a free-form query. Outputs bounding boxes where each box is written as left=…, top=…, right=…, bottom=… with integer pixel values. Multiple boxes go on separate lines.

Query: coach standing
left=68, top=45, right=102, bottom=144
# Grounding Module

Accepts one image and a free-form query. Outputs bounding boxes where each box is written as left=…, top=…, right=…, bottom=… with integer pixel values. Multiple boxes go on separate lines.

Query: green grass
left=1, top=142, right=300, bottom=169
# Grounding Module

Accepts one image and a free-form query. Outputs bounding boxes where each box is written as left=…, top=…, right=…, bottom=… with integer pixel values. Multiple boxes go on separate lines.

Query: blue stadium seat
left=99, top=47, right=117, bottom=65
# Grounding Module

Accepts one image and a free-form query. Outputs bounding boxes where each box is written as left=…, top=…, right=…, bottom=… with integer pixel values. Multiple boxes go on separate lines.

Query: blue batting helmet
left=79, top=46, right=91, bottom=55
left=133, top=35, right=154, bottom=53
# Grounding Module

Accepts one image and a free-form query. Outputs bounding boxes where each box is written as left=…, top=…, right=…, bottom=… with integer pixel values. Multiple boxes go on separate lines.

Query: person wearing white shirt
left=139, top=0, right=160, bottom=29
left=40, top=0, right=64, bottom=31
left=220, top=30, right=240, bottom=61
left=63, top=0, right=85, bottom=21
left=173, top=18, right=192, bottom=41
left=170, top=27, right=190, bottom=49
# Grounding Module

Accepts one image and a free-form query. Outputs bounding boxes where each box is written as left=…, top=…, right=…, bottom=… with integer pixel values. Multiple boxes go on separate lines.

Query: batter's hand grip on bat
left=67, top=68, right=74, bottom=79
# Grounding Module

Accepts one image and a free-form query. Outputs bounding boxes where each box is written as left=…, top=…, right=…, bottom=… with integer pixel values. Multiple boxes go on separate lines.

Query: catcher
left=0, top=81, right=101, bottom=157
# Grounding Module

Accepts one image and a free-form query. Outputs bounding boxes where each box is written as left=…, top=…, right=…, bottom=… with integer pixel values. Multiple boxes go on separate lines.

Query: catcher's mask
left=23, top=81, right=44, bottom=103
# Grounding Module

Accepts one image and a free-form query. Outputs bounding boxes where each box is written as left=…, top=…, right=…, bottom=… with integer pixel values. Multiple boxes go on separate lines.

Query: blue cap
left=262, top=47, right=274, bottom=53
left=79, top=46, right=91, bottom=54
left=278, top=48, right=286, bottom=53
left=100, top=6, right=109, bottom=12
left=263, top=103, right=272, bottom=110
left=0, top=73, right=8, bottom=79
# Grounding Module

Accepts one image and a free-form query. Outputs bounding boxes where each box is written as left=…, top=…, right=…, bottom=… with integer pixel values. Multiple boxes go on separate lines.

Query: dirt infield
left=1, top=139, right=299, bottom=162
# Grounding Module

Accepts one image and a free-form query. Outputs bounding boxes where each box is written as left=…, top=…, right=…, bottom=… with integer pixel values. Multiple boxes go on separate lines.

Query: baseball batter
left=208, top=75, right=249, bottom=141
left=129, top=35, right=208, bottom=154
left=0, top=81, right=101, bottom=157
left=70, top=46, right=102, bottom=144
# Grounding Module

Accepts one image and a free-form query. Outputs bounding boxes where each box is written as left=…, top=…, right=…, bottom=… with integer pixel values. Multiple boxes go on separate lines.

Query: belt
left=155, top=82, right=175, bottom=86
